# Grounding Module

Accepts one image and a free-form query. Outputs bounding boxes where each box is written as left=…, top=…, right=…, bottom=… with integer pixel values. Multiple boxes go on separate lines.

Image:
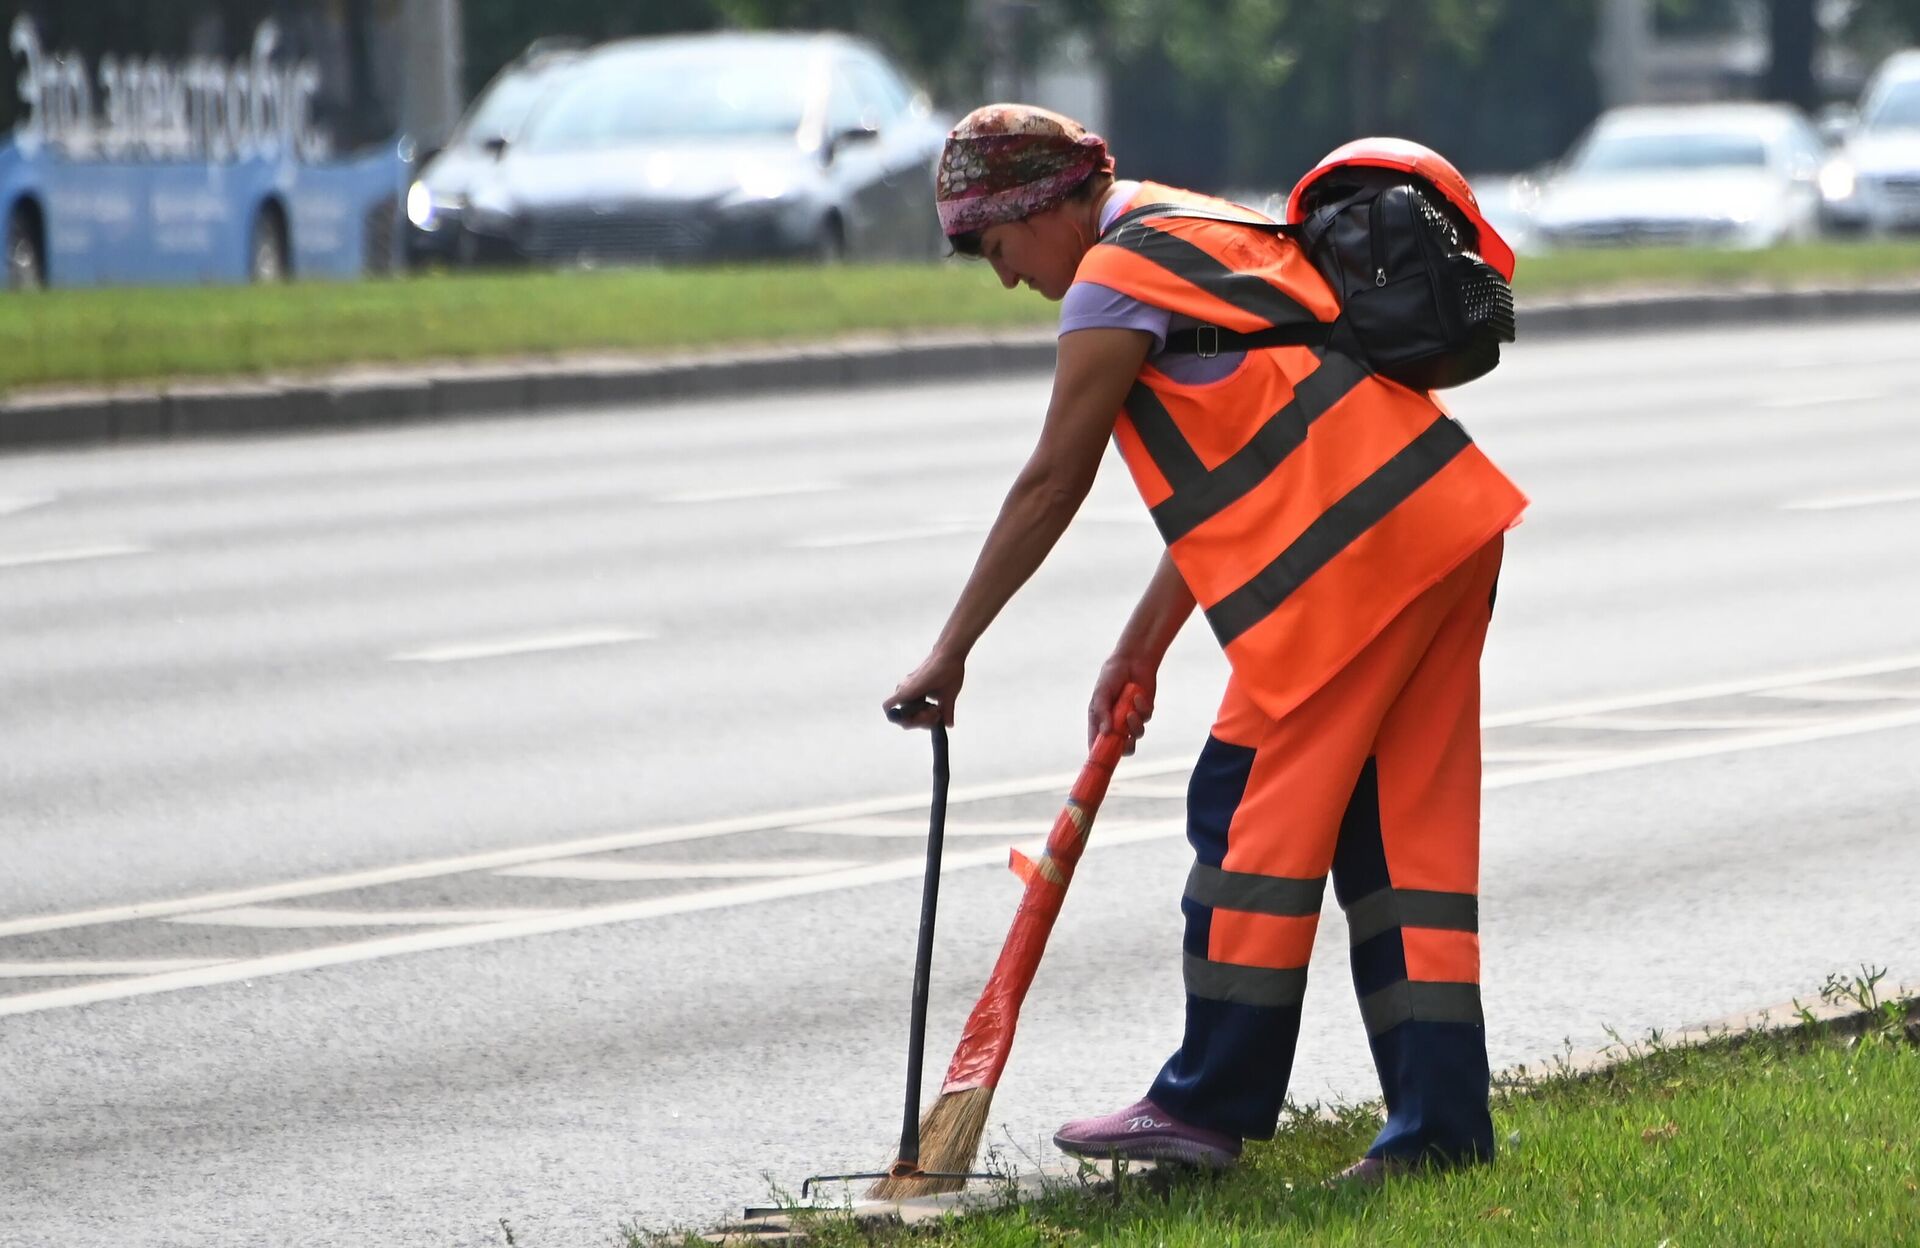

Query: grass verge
left=1514, top=237, right=1920, bottom=296
left=0, top=263, right=1043, bottom=394
left=634, top=982, right=1919, bottom=1247
left=7, top=240, right=1920, bottom=395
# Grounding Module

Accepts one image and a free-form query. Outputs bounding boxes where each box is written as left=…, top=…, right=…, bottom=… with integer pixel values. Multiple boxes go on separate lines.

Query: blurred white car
left=1820, top=50, right=1920, bottom=234
left=1464, top=173, right=1540, bottom=257
left=1529, top=104, right=1826, bottom=250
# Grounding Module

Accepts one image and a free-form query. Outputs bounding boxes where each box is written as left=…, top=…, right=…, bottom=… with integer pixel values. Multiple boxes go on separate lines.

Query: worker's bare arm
left=885, top=327, right=1154, bottom=728
left=1089, top=551, right=1195, bottom=751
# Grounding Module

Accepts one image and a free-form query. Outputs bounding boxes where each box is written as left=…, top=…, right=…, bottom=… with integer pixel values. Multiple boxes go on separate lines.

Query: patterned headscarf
left=936, top=104, right=1114, bottom=238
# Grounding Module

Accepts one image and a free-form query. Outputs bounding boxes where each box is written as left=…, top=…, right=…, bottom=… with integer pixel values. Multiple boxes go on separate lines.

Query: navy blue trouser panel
left=1148, top=733, right=1299, bottom=1139
left=1154, top=749, right=1494, bottom=1154
left=1335, top=758, right=1494, bottom=1163
left=1177, top=735, right=1255, bottom=962
left=1185, top=735, right=1256, bottom=870
left=1347, top=928, right=1410, bottom=997
left=1147, top=996, right=1306, bottom=1140
left=1365, top=1019, right=1494, bottom=1164
left=1331, top=758, right=1391, bottom=906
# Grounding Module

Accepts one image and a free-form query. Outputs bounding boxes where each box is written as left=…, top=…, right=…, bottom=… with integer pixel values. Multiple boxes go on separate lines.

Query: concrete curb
left=5, top=283, right=1918, bottom=454
left=1505, top=978, right=1919, bottom=1085
left=1518, top=281, right=1920, bottom=338
left=0, top=331, right=1062, bottom=453
left=706, top=985, right=1918, bottom=1244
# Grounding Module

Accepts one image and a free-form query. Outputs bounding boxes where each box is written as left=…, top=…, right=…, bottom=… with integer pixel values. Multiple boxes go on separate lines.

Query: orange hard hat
left=1286, top=137, right=1515, bottom=281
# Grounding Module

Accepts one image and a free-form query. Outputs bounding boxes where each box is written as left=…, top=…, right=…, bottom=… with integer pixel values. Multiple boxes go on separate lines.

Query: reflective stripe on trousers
left=1146, top=534, right=1503, bottom=1164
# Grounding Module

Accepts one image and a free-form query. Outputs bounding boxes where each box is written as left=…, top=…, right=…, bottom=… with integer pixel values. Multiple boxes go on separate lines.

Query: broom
left=868, top=682, right=1145, bottom=1200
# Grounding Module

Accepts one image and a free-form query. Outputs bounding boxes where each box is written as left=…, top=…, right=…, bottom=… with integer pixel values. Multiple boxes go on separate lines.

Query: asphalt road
left=2, top=317, right=1918, bottom=1246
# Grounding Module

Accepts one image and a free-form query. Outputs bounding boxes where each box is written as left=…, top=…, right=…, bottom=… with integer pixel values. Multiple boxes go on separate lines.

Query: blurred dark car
left=1819, top=50, right=1920, bottom=234
left=404, top=39, right=586, bottom=269
left=455, top=32, right=950, bottom=267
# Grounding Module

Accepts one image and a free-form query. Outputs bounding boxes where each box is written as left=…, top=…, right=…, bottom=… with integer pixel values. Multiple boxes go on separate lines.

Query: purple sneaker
left=1053, top=1097, right=1242, bottom=1168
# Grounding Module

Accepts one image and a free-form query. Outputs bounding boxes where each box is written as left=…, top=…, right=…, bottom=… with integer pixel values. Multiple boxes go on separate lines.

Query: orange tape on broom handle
left=1041, top=681, right=1142, bottom=874
left=939, top=682, right=1144, bottom=1093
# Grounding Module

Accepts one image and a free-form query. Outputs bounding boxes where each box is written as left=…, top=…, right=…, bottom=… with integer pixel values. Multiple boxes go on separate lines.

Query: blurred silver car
left=457, top=32, right=950, bottom=266
left=1529, top=104, right=1826, bottom=250
left=1820, top=50, right=1920, bottom=234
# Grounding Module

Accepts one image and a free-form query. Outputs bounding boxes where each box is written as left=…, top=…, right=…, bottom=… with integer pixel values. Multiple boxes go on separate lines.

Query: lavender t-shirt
left=1057, top=180, right=1246, bottom=384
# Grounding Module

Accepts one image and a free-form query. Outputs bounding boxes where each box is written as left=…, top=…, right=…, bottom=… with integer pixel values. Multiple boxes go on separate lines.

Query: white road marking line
left=0, top=821, right=1182, bottom=1018
left=0, top=958, right=229, bottom=979
left=12, top=698, right=1920, bottom=1019
left=495, top=859, right=860, bottom=881
left=1781, top=487, right=1920, bottom=512
left=655, top=482, right=843, bottom=504
left=1481, top=747, right=1611, bottom=763
left=792, top=817, right=1150, bottom=838
left=0, top=541, right=146, bottom=568
left=7, top=654, right=1919, bottom=957
left=1765, top=350, right=1914, bottom=370
left=1481, top=653, right=1920, bottom=728
left=1106, top=780, right=1194, bottom=799
left=1482, top=705, right=1920, bottom=790
left=1753, top=682, right=1920, bottom=703
left=389, top=627, right=651, bottom=663
left=788, top=523, right=982, bottom=549
left=1755, top=390, right=1887, bottom=410
left=1053, top=821, right=1180, bottom=853
left=168, top=906, right=566, bottom=929
left=1543, top=713, right=1822, bottom=733
left=0, top=854, right=1021, bottom=1017
left=0, top=762, right=1129, bottom=940
left=0, top=493, right=56, bottom=516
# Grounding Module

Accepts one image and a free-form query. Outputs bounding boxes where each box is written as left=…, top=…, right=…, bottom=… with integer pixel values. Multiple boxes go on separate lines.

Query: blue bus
left=3, top=2, right=425, bottom=288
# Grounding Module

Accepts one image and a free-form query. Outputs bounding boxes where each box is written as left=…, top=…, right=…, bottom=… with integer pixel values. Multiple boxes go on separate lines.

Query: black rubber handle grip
left=885, top=698, right=933, bottom=724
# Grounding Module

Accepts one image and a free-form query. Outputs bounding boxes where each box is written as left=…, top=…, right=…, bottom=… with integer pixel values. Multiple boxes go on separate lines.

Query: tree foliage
left=457, top=0, right=1600, bottom=184
left=462, top=0, right=720, bottom=96
left=1842, top=0, right=1920, bottom=49
left=708, top=0, right=974, bottom=95
left=461, top=0, right=973, bottom=97
left=1090, top=0, right=1598, bottom=184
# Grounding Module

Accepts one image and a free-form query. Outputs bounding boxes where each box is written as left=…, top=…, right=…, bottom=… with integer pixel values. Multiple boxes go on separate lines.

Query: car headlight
left=733, top=167, right=796, bottom=202
left=1819, top=158, right=1857, bottom=203
left=406, top=181, right=435, bottom=229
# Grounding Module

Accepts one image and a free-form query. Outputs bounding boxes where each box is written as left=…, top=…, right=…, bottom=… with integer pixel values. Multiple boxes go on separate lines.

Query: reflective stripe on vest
left=1205, top=413, right=1471, bottom=645
left=1079, top=182, right=1528, bottom=718
left=1137, top=349, right=1372, bottom=545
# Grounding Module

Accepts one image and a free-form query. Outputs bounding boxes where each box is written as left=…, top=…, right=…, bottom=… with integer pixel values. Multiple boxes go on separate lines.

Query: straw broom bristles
left=865, top=1086, right=994, bottom=1200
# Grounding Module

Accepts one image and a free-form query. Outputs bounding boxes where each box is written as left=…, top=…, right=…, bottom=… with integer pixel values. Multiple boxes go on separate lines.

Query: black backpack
left=1100, top=178, right=1515, bottom=391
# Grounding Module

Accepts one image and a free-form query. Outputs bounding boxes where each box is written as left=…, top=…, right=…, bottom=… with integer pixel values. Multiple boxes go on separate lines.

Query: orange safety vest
left=1078, top=182, right=1528, bottom=719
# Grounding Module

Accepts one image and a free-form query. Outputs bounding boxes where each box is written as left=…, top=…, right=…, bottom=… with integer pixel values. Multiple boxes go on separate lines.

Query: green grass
left=1514, top=238, right=1920, bottom=296
left=7, top=239, right=1920, bottom=395
left=0, top=262, right=1047, bottom=393
left=635, top=1009, right=1920, bottom=1247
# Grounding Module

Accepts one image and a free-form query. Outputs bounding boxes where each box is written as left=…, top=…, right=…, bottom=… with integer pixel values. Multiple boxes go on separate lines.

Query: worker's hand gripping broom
left=867, top=682, right=1145, bottom=1200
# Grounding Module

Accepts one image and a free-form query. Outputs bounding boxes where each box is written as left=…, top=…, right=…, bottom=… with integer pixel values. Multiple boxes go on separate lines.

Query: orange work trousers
left=1146, top=535, right=1503, bottom=1163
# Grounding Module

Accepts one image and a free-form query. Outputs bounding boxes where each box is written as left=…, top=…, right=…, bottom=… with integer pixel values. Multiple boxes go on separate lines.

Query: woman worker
left=883, top=104, right=1527, bottom=1183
